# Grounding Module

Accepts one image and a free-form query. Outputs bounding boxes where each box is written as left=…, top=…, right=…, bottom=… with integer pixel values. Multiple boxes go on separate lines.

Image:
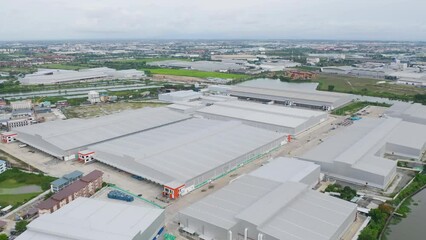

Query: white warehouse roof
left=16, top=198, right=164, bottom=240
left=299, top=117, right=426, bottom=189
left=250, top=157, right=321, bottom=187
left=385, top=102, right=426, bottom=125
left=179, top=159, right=356, bottom=240
left=19, top=68, right=145, bottom=85
left=89, top=118, right=285, bottom=186
left=195, top=100, right=328, bottom=134
left=14, top=108, right=190, bottom=158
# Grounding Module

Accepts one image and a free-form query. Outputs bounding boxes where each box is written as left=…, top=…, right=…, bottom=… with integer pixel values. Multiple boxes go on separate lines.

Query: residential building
left=38, top=170, right=103, bottom=214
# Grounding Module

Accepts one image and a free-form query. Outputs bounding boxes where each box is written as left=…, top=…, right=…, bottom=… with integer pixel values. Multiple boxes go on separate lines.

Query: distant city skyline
left=0, top=0, right=425, bottom=41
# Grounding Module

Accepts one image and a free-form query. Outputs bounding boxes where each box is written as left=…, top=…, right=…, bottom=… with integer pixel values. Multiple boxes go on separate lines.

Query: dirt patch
left=152, top=74, right=206, bottom=83
left=63, top=101, right=169, bottom=119
left=0, top=185, right=42, bottom=194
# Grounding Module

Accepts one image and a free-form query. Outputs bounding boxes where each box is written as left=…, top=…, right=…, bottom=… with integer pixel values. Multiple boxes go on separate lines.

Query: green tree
left=327, top=85, right=335, bottom=91
left=15, top=220, right=28, bottom=233
left=358, top=227, right=378, bottom=240
left=0, top=233, right=8, bottom=240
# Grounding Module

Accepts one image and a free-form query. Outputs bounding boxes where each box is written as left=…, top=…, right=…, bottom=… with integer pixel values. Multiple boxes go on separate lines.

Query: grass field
left=0, top=169, right=56, bottom=207
left=0, top=192, right=41, bottom=206
left=0, top=169, right=55, bottom=190
left=331, top=101, right=392, bottom=116
left=0, top=179, right=28, bottom=189
left=114, top=58, right=192, bottom=63
left=315, top=74, right=426, bottom=98
left=147, top=68, right=248, bottom=79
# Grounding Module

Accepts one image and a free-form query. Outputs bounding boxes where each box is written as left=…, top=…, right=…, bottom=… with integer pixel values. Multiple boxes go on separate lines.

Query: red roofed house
left=38, top=170, right=103, bottom=215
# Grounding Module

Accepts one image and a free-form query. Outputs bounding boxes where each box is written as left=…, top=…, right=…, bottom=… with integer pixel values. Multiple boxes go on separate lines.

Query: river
left=385, top=189, right=426, bottom=240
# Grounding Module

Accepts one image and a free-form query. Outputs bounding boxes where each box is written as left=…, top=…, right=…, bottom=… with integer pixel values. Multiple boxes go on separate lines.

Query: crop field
left=147, top=68, right=248, bottom=79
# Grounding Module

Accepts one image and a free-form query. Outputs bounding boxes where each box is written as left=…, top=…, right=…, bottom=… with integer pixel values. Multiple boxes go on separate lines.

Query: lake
left=385, top=189, right=426, bottom=240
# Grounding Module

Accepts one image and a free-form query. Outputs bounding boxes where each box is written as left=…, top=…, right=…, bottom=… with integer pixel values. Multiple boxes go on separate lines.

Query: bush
left=15, top=220, right=28, bottom=233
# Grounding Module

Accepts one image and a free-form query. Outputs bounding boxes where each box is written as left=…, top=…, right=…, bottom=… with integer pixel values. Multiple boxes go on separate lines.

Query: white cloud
left=0, top=0, right=424, bottom=40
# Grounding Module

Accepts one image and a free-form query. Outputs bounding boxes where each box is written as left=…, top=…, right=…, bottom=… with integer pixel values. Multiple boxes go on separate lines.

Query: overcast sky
left=0, top=0, right=425, bottom=41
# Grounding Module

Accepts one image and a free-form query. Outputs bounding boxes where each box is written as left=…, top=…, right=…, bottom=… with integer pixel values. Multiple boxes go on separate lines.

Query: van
left=19, top=144, right=27, bottom=148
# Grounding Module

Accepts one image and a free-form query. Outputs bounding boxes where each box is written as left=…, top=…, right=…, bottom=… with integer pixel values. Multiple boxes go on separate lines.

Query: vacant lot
left=147, top=68, right=248, bottom=79
left=315, top=74, right=426, bottom=100
left=63, top=101, right=169, bottom=118
left=0, top=169, right=55, bottom=207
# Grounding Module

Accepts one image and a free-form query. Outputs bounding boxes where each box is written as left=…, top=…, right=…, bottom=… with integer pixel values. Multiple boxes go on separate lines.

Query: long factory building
left=179, top=157, right=357, bottom=240
left=208, top=80, right=352, bottom=110
left=299, top=117, right=426, bottom=189
left=385, top=102, right=426, bottom=125
left=13, top=108, right=191, bottom=160
left=89, top=118, right=285, bottom=197
left=12, top=107, right=287, bottom=198
left=194, top=100, right=328, bottom=134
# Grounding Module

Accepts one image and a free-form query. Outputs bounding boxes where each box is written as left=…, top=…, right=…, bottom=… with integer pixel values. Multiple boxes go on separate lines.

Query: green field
left=315, top=74, right=426, bottom=100
left=147, top=68, right=248, bottom=79
left=331, top=101, right=392, bottom=116
left=0, top=179, right=28, bottom=189
left=0, top=169, right=56, bottom=207
left=0, top=193, right=41, bottom=206
left=113, top=57, right=192, bottom=63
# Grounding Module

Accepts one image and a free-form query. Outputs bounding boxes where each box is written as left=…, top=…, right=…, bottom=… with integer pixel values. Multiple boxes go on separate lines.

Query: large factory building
left=89, top=119, right=286, bottom=198
left=299, top=117, right=426, bottom=189
left=195, top=100, right=328, bottom=134
left=178, top=157, right=357, bottom=240
left=13, top=108, right=190, bottom=160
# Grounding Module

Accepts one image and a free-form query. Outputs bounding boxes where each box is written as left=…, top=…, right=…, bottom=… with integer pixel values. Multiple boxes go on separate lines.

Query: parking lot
left=0, top=142, right=166, bottom=207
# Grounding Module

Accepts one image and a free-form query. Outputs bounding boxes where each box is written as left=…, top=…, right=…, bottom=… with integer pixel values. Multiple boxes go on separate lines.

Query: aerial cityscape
left=0, top=1, right=425, bottom=240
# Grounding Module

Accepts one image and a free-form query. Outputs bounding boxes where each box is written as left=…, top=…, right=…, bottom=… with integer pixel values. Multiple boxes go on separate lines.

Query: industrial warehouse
left=19, top=67, right=145, bottom=85
left=178, top=157, right=357, bottom=240
left=299, top=117, right=426, bottom=189
left=207, top=79, right=352, bottom=110
left=16, top=198, right=165, bottom=240
left=227, top=85, right=352, bottom=110
left=13, top=108, right=191, bottom=160
left=89, top=118, right=285, bottom=198
left=385, top=102, right=426, bottom=125
left=194, top=100, right=328, bottom=134
left=11, top=106, right=288, bottom=198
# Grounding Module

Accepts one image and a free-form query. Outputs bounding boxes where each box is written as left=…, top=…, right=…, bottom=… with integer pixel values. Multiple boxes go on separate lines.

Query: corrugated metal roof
left=20, top=198, right=164, bottom=240
left=91, top=119, right=284, bottom=185
left=250, top=157, right=320, bottom=184
left=180, top=175, right=356, bottom=240
left=196, top=100, right=327, bottom=130
left=15, top=107, right=190, bottom=156
left=300, top=118, right=423, bottom=177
